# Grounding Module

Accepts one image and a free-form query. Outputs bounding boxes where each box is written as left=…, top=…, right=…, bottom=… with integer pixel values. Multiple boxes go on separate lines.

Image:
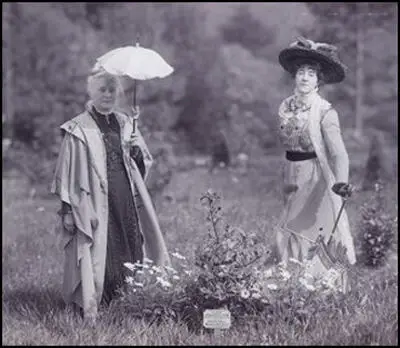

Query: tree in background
left=303, top=2, right=397, bottom=138
left=220, top=3, right=276, bottom=58
left=2, top=3, right=110, bottom=185
left=161, top=3, right=229, bottom=153
left=9, top=3, right=394, bottom=188
left=2, top=2, right=16, bottom=141
left=218, top=5, right=282, bottom=156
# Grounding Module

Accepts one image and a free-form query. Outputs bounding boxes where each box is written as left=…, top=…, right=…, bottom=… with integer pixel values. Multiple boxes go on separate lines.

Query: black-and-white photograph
left=2, top=2, right=398, bottom=345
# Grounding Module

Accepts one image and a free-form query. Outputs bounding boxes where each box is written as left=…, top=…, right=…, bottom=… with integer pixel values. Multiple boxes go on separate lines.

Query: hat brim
left=279, top=47, right=345, bottom=84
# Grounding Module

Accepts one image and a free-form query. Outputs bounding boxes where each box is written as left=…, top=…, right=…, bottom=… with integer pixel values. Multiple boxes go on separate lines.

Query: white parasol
left=96, top=36, right=174, bottom=133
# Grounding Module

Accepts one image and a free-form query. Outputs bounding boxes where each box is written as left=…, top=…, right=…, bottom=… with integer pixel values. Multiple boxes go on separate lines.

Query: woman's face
left=295, top=65, right=319, bottom=94
left=89, top=76, right=117, bottom=113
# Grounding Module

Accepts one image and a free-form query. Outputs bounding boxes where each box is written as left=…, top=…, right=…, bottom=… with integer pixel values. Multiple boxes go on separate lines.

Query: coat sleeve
left=51, top=130, right=98, bottom=241
left=130, top=146, right=146, bottom=179
left=320, top=108, right=350, bottom=183
left=51, top=131, right=72, bottom=204
left=135, top=128, right=154, bottom=182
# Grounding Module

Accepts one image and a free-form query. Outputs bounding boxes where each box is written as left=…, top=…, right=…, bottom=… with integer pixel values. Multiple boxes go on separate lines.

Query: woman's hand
left=127, top=132, right=140, bottom=148
left=332, top=182, right=354, bottom=198
left=63, top=212, right=77, bottom=235
left=130, top=105, right=140, bottom=139
left=131, top=105, right=140, bottom=120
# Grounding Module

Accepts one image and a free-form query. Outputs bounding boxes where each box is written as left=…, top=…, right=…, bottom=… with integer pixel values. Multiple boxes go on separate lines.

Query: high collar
left=85, top=100, right=114, bottom=117
left=293, top=86, right=319, bottom=108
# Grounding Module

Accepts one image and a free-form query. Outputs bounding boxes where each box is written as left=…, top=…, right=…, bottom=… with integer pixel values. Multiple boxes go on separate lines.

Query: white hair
left=86, top=63, right=124, bottom=98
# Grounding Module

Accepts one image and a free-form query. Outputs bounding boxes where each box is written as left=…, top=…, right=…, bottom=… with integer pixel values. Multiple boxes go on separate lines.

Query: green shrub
left=358, top=181, right=396, bottom=267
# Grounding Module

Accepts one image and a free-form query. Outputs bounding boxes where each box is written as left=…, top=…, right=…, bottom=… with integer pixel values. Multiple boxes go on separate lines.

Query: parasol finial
left=135, top=33, right=140, bottom=47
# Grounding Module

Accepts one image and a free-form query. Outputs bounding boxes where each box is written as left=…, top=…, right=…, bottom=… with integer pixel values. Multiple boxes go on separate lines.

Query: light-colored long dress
left=275, top=92, right=356, bottom=280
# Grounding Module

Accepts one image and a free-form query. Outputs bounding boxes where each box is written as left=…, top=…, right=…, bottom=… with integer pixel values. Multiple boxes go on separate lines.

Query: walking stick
left=326, top=197, right=348, bottom=246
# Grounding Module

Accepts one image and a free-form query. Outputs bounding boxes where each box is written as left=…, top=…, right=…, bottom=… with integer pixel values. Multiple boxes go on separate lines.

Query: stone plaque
left=203, top=308, right=231, bottom=330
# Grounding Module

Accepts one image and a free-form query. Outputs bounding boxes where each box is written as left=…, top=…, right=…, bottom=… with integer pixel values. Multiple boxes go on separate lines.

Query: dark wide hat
left=279, top=37, right=347, bottom=84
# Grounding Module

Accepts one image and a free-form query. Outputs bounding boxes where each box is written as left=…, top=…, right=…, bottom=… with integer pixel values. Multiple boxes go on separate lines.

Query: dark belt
left=286, top=151, right=317, bottom=161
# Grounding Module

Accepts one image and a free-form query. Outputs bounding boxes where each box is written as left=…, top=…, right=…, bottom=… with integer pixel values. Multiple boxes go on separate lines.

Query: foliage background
left=2, top=2, right=398, bottom=188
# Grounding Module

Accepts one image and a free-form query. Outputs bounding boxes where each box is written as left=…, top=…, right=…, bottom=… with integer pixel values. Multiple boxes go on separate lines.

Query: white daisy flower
left=263, top=268, right=274, bottom=278
left=164, top=265, right=178, bottom=274
left=321, top=271, right=339, bottom=290
left=156, top=277, right=172, bottom=288
left=277, top=260, right=287, bottom=268
left=151, top=265, right=162, bottom=273
left=266, top=284, right=278, bottom=290
left=299, top=278, right=316, bottom=291
left=227, top=240, right=236, bottom=248
left=279, top=269, right=291, bottom=281
left=240, top=289, right=250, bottom=299
left=125, top=276, right=135, bottom=285
left=251, top=292, right=261, bottom=299
left=171, top=251, right=186, bottom=260
left=123, top=262, right=136, bottom=271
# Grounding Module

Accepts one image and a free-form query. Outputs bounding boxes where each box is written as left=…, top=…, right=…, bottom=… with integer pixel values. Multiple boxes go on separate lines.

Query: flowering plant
left=120, top=251, right=195, bottom=325
left=120, top=190, right=367, bottom=332
left=192, top=190, right=267, bottom=306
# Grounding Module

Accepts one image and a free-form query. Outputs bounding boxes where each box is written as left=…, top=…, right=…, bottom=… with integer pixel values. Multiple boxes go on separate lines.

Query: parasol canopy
left=96, top=39, right=174, bottom=133
left=96, top=44, right=174, bottom=81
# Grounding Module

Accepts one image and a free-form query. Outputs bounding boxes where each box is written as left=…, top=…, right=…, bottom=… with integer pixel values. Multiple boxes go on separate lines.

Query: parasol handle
left=132, top=33, right=140, bottom=135
left=132, top=80, right=138, bottom=135
left=133, top=80, right=137, bottom=109
left=132, top=115, right=138, bottom=135
left=327, top=198, right=348, bottom=245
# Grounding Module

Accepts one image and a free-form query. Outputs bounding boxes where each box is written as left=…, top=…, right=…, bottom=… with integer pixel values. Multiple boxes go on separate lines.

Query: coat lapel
left=61, top=112, right=108, bottom=194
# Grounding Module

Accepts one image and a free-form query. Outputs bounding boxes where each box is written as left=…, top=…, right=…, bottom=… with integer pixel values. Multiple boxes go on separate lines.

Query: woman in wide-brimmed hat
left=274, top=37, right=356, bottom=289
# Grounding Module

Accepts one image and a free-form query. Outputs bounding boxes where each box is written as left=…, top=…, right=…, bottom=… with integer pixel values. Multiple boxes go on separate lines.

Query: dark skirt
left=89, top=109, right=144, bottom=306
left=101, top=158, right=144, bottom=305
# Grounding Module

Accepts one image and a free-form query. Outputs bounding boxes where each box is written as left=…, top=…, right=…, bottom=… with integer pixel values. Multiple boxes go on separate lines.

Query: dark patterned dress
left=89, top=106, right=145, bottom=305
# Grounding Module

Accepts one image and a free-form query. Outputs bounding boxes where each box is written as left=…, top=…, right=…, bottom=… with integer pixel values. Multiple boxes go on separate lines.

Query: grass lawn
left=2, top=156, right=398, bottom=345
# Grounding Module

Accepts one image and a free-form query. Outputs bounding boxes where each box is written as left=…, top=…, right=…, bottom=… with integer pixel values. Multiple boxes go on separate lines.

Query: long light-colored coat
left=275, top=92, right=356, bottom=284
left=51, top=104, right=171, bottom=319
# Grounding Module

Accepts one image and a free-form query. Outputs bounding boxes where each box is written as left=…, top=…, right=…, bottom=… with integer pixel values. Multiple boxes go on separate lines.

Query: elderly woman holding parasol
left=274, top=37, right=356, bottom=290
left=51, top=54, right=172, bottom=321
